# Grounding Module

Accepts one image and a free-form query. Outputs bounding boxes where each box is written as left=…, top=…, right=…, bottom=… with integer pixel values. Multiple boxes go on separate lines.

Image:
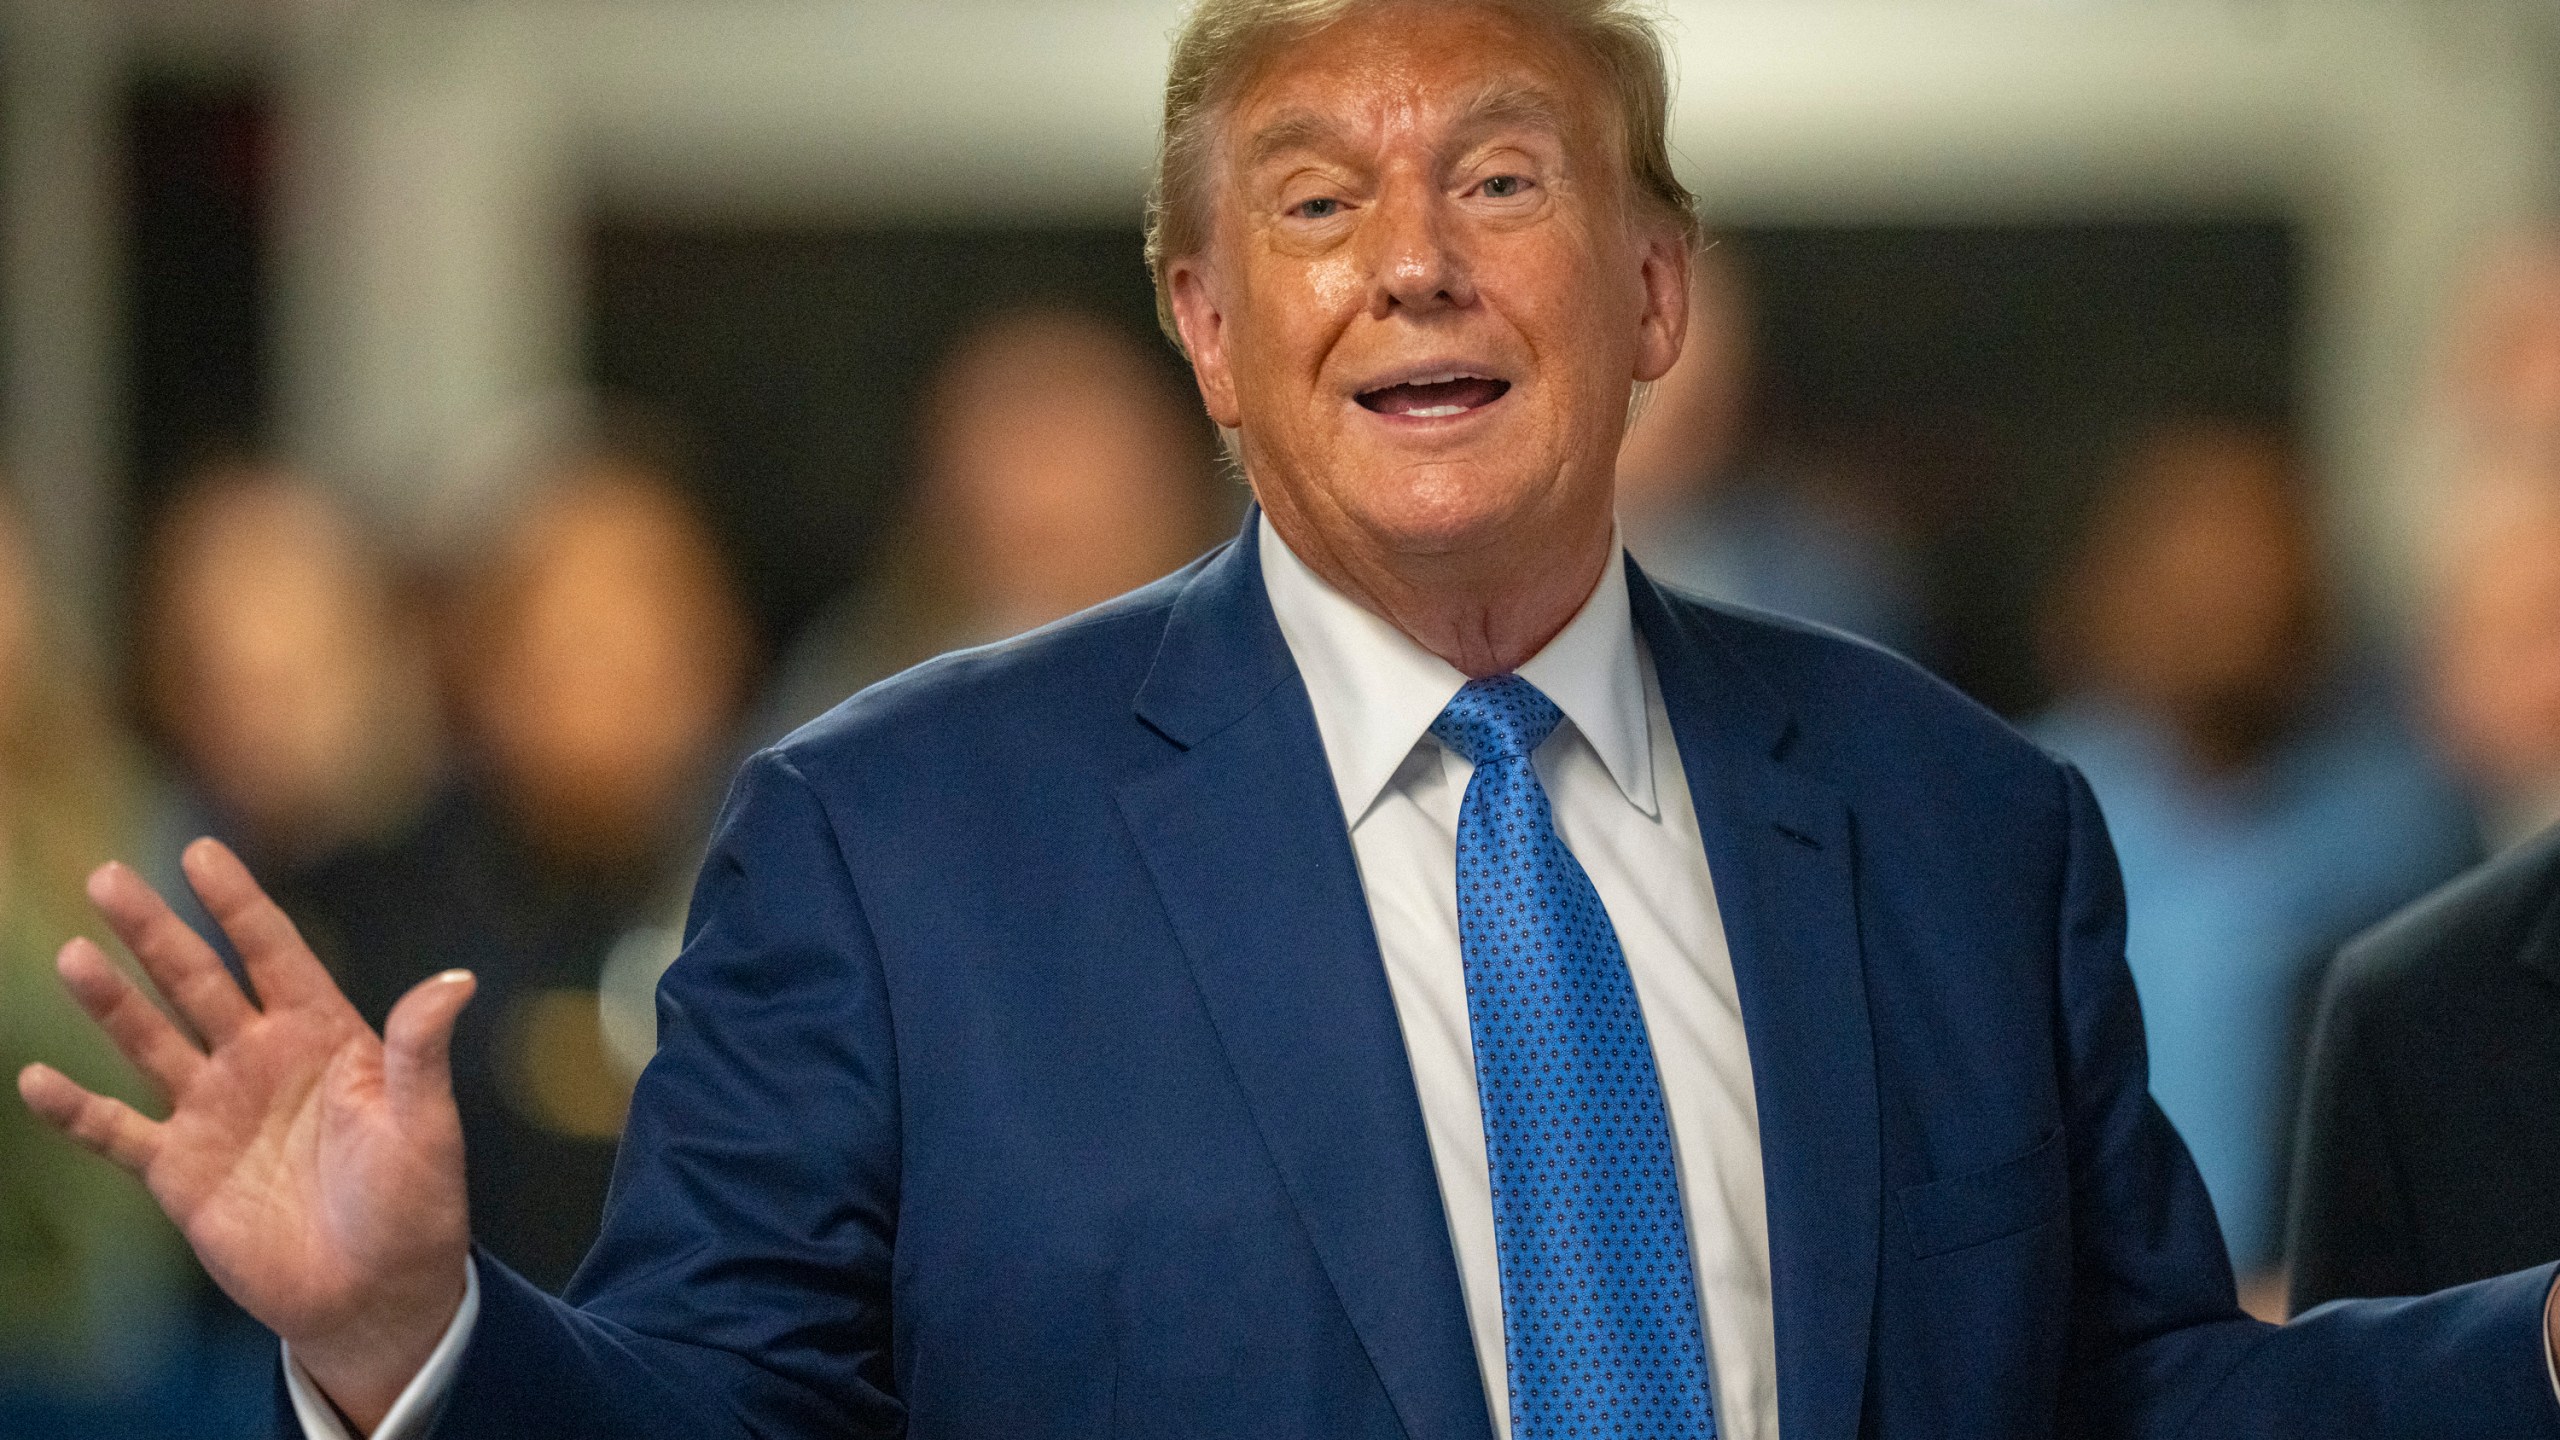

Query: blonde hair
left=1143, top=0, right=1699, bottom=349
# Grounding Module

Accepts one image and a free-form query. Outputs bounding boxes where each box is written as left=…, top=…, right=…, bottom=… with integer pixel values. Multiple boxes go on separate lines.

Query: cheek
left=1512, top=219, right=1637, bottom=344
left=1237, top=251, right=1363, bottom=392
left=1303, top=252, right=1365, bottom=322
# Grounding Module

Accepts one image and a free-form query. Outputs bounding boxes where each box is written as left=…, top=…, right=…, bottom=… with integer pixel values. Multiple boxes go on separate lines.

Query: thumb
left=382, top=970, right=475, bottom=1120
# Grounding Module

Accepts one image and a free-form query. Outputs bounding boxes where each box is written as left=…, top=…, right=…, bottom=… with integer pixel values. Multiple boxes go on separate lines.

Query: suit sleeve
left=406, top=748, right=906, bottom=1440
left=2287, top=941, right=2428, bottom=1312
left=2048, top=763, right=2560, bottom=1439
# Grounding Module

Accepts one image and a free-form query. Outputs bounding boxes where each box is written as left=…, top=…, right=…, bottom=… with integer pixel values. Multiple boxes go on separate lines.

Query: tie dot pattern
left=1432, top=676, right=1718, bottom=1440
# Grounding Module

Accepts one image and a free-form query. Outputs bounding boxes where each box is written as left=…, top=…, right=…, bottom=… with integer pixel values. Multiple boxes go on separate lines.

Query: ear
left=1631, top=227, right=1691, bottom=385
left=1169, top=255, right=1245, bottom=430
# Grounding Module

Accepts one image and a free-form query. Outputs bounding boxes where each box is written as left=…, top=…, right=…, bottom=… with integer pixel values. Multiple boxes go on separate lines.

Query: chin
left=1341, top=460, right=1555, bottom=559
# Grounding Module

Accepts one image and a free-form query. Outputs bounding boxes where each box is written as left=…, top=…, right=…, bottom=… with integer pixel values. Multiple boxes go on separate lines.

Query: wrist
left=289, top=1255, right=470, bottom=1434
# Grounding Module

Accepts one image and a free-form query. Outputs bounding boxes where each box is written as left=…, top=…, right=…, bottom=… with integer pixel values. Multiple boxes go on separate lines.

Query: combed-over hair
left=1143, top=0, right=1700, bottom=350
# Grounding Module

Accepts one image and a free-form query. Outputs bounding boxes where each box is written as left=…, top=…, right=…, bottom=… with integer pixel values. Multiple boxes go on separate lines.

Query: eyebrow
left=1239, top=82, right=1574, bottom=173
left=1242, top=110, right=1348, bottom=171
left=1451, top=83, right=1573, bottom=147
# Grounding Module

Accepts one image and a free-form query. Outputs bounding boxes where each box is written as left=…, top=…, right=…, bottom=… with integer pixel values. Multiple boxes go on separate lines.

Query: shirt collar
left=1258, top=512, right=1656, bottom=828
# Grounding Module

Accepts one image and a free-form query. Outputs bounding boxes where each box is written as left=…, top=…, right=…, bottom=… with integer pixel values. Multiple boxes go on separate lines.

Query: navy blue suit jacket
left=380, top=522, right=2560, bottom=1438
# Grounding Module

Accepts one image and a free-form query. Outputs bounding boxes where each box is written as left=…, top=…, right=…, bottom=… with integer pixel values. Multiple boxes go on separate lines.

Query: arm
left=2048, top=763, right=2560, bottom=1438
left=23, top=747, right=900, bottom=1440
left=417, top=747, right=904, bottom=1438
left=283, top=1259, right=481, bottom=1440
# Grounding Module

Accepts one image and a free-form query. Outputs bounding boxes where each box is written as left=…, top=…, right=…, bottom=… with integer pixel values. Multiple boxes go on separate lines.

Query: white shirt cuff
left=282, top=1257, right=480, bottom=1440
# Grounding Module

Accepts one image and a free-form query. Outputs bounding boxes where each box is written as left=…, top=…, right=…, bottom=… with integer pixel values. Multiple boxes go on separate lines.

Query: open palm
left=16, top=838, right=475, bottom=1429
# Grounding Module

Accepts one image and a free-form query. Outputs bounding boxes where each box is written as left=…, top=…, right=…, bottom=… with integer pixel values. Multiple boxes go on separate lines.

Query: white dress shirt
left=1259, top=518, right=1778, bottom=1440
left=294, top=518, right=1781, bottom=1438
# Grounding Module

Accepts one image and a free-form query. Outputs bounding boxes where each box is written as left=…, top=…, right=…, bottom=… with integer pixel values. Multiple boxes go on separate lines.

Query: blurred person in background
left=365, top=423, right=758, bottom=1291
left=759, top=305, right=1226, bottom=737
left=131, top=460, right=443, bottom=968
left=2288, top=235, right=2560, bottom=1314
left=2422, top=236, right=2560, bottom=849
left=2031, top=415, right=2475, bottom=1315
left=2436, top=233, right=2560, bottom=470
left=2287, top=766, right=2560, bottom=1315
left=1612, top=239, right=1928, bottom=658
left=2430, top=473, right=2560, bottom=846
left=121, top=461, right=457, bottom=1437
left=2288, top=486, right=2560, bottom=1308
left=0, top=490, right=211, bottom=1436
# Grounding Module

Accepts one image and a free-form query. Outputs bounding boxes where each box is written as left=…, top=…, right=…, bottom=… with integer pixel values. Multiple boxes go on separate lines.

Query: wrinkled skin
left=1167, top=0, right=1690, bottom=675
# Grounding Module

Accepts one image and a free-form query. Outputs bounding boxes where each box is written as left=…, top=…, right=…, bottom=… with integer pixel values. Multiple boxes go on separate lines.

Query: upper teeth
left=1410, top=372, right=1478, bottom=385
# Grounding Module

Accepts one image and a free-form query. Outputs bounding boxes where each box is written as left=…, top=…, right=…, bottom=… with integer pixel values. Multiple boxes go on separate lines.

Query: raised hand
left=15, top=839, right=475, bottom=1434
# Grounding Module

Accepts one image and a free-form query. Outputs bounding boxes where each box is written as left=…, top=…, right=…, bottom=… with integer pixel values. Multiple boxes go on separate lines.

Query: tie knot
left=1430, top=675, right=1563, bottom=765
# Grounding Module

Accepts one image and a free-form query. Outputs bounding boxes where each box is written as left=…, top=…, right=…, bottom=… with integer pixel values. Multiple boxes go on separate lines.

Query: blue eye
left=1483, top=175, right=1527, bottom=198
left=1294, top=197, right=1340, bottom=219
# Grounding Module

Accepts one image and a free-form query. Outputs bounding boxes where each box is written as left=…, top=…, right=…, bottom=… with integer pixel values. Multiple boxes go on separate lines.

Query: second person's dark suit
left=2291, top=822, right=2560, bottom=1311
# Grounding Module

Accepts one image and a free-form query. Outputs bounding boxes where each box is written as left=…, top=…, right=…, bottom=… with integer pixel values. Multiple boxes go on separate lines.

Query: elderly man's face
left=1169, top=1, right=1686, bottom=572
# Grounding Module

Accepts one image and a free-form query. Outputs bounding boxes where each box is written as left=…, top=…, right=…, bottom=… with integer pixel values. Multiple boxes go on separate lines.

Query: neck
left=1263, top=502, right=1615, bottom=679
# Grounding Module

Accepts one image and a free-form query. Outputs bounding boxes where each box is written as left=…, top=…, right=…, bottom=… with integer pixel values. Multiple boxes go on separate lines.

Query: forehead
left=1224, top=1, right=1605, bottom=156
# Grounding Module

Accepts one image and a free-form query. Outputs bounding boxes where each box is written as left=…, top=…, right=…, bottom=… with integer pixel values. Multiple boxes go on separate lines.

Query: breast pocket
left=1895, top=1127, right=2068, bottom=1260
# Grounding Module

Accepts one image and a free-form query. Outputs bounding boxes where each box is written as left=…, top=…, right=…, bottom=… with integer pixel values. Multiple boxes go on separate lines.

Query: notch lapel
left=1632, top=569, right=1882, bottom=1440
left=1116, top=526, right=1494, bottom=1440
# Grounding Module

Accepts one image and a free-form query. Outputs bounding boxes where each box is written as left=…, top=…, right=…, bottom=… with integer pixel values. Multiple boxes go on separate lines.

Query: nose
left=1366, top=172, right=1475, bottom=318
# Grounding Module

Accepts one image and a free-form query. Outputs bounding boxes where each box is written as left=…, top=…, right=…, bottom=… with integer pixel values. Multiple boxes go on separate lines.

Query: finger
left=57, top=938, right=206, bottom=1099
left=383, top=971, right=475, bottom=1120
left=18, top=1063, right=164, bottom=1175
left=86, top=860, right=257, bottom=1046
left=181, top=838, right=346, bottom=1015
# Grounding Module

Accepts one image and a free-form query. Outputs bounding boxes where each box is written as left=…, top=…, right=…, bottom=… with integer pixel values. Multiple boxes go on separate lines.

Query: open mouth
left=1354, top=373, right=1512, bottom=419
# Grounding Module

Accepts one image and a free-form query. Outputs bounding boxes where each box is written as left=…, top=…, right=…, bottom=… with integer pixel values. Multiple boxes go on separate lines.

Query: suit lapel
left=1632, top=569, right=1881, bottom=1440
left=1113, top=530, right=1885, bottom=1440
left=1117, top=525, right=1494, bottom=1440
left=2512, top=835, right=2560, bottom=988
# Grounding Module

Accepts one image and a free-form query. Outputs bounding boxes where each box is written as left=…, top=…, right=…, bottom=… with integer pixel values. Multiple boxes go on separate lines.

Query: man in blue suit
left=22, top=1, right=2560, bottom=1435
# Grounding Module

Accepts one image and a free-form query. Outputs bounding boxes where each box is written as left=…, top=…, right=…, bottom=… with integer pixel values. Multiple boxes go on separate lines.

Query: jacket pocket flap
left=1895, top=1128, right=2067, bottom=1260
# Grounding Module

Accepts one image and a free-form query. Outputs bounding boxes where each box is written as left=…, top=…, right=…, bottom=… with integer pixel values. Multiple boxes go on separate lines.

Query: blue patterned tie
left=1432, top=675, right=1718, bottom=1439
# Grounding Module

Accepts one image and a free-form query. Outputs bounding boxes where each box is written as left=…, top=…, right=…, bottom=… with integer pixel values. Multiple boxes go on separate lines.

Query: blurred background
left=6, top=0, right=2560, bottom=1431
